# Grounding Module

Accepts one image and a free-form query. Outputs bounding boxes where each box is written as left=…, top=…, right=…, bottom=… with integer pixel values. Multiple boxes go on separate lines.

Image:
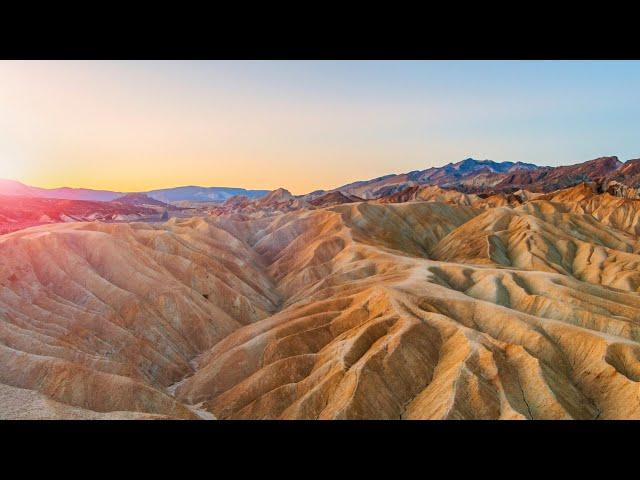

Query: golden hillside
left=2, top=192, right=640, bottom=419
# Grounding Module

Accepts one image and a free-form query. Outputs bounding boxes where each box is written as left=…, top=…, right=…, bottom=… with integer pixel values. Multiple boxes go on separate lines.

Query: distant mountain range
left=0, top=179, right=269, bottom=203
left=146, top=186, right=269, bottom=203
left=320, top=158, right=537, bottom=199
left=3, top=156, right=640, bottom=206
left=0, top=179, right=123, bottom=202
left=328, top=156, right=636, bottom=199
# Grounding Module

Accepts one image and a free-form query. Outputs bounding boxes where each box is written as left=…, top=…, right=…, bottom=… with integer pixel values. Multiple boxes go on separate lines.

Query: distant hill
left=332, top=158, right=540, bottom=198
left=112, top=193, right=175, bottom=209
left=483, top=156, right=623, bottom=193
left=308, top=191, right=363, bottom=207
left=0, top=179, right=122, bottom=201
left=0, top=179, right=269, bottom=203
left=146, top=186, right=269, bottom=203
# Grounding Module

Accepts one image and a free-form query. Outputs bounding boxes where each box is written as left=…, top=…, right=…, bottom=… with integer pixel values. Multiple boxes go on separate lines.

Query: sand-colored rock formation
left=378, top=185, right=481, bottom=206
left=0, top=219, right=281, bottom=418
left=2, top=191, right=640, bottom=419
left=170, top=201, right=640, bottom=419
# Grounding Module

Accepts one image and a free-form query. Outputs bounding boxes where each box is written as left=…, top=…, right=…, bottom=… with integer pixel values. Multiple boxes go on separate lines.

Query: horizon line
left=1, top=153, right=631, bottom=195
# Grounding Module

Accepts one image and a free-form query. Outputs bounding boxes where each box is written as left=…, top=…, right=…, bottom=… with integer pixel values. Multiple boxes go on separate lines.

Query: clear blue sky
left=1, top=60, right=639, bottom=193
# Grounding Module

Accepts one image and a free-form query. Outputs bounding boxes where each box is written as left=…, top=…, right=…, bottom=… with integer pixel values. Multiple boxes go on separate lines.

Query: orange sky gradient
left=2, top=60, right=640, bottom=194
left=1, top=61, right=448, bottom=194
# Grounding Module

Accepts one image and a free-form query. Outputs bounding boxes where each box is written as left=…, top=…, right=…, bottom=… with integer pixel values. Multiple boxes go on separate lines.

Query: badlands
left=2, top=163, right=640, bottom=419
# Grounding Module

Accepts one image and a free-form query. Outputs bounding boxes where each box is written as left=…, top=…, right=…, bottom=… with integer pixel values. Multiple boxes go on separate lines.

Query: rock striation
left=3, top=190, right=640, bottom=419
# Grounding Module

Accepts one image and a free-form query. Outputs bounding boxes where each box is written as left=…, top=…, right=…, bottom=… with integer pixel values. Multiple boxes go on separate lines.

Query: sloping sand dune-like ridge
left=1, top=195, right=640, bottom=419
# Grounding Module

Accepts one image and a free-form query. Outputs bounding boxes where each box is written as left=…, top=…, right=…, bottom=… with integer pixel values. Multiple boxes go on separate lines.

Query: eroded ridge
left=2, top=195, right=640, bottom=419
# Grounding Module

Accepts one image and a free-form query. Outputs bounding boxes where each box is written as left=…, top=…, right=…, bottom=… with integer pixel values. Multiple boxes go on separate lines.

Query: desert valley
left=1, top=156, right=640, bottom=419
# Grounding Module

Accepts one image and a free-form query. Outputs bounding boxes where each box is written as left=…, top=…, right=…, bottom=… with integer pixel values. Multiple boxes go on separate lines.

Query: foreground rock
left=2, top=194, right=640, bottom=419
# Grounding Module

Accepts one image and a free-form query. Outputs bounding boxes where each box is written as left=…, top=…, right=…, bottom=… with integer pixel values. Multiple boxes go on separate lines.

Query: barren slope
left=0, top=219, right=279, bottom=418
left=2, top=197, right=640, bottom=419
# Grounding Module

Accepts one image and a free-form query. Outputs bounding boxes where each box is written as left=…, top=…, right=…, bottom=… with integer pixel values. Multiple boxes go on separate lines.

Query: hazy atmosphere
left=2, top=60, right=640, bottom=194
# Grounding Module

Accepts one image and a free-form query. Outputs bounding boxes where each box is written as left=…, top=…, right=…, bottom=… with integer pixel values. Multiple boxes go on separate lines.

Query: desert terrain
left=2, top=157, right=640, bottom=419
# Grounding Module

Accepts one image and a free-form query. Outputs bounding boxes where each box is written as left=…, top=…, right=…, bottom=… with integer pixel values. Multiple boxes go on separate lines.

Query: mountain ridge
left=4, top=155, right=639, bottom=203
left=330, top=156, right=635, bottom=198
left=0, top=179, right=269, bottom=203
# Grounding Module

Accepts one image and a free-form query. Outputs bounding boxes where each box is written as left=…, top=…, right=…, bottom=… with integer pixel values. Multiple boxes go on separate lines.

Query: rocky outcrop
left=308, top=191, right=363, bottom=207
left=379, top=185, right=481, bottom=206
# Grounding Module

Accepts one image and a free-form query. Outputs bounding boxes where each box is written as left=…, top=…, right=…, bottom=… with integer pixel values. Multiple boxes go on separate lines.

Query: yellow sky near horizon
left=2, top=60, right=639, bottom=194
left=0, top=61, right=446, bottom=194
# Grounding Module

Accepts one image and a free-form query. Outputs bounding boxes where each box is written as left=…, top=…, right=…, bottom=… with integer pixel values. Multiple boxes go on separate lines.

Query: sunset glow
left=2, top=60, right=640, bottom=194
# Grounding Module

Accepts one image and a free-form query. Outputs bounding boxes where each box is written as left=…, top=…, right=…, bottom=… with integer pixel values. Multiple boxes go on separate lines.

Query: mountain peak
left=262, top=188, right=293, bottom=203
left=449, top=158, right=538, bottom=174
left=0, top=178, right=33, bottom=196
left=113, top=192, right=170, bottom=208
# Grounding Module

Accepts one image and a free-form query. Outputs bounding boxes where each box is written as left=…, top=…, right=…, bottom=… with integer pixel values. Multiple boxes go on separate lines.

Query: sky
left=1, top=60, right=640, bottom=194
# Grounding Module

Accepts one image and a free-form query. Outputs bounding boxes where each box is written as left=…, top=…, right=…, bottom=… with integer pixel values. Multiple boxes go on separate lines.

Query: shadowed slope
left=174, top=201, right=640, bottom=419
left=0, top=218, right=280, bottom=418
left=431, top=191, right=640, bottom=292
